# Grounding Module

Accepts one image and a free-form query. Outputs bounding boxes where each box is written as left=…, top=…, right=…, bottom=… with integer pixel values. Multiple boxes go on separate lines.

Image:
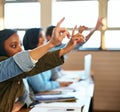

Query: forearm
left=33, top=50, right=64, bottom=73
left=86, top=28, right=96, bottom=41
left=86, top=17, right=103, bottom=41
left=29, top=42, right=54, bottom=61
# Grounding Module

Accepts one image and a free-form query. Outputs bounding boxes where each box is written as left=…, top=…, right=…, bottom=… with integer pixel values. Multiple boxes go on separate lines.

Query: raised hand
left=95, top=17, right=104, bottom=30
left=59, top=25, right=86, bottom=56
left=50, top=17, right=70, bottom=47
left=78, top=25, right=88, bottom=33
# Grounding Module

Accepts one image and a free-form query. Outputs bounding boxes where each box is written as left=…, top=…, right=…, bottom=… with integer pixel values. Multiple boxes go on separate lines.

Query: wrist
left=47, top=41, right=55, bottom=49
left=59, top=48, right=65, bottom=57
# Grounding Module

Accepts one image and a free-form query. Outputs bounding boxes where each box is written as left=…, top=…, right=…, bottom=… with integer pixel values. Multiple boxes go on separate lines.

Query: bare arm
left=29, top=17, right=70, bottom=61
left=77, top=17, right=104, bottom=43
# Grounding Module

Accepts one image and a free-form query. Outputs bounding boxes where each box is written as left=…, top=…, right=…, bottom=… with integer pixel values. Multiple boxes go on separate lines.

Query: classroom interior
left=0, top=0, right=120, bottom=112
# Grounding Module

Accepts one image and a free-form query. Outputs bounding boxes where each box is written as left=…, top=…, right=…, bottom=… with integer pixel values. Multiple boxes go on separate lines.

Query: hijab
left=23, top=28, right=43, bottom=50
left=0, top=29, right=17, bottom=56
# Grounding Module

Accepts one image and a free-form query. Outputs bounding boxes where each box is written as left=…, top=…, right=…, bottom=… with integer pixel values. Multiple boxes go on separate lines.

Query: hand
left=95, top=17, right=104, bottom=30
left=49, top=17, right=70, bottom=47
left=79, top=17, right=104, bottom=42
left=59, top=25, right=85, bottom=56
left=12, top=101, right=24, bottom=112
left=78, top=25, right=88, bottom=33
left=59, top=81, right=73, bottom=87
left=72, top=33, right=86, bottom=43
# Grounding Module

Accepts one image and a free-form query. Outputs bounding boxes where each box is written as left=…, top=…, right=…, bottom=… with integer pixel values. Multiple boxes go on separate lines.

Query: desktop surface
left=19, top=76, right=94, bottom=112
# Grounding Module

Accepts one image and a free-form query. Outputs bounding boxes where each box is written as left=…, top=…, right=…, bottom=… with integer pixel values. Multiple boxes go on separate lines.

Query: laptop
left=56, top=54, right=92, bottom=82
left=80, top=54, right=92, bottom=79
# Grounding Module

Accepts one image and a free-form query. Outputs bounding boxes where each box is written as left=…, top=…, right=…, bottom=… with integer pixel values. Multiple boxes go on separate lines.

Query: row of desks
left=19, top=76, right=94, bottom=112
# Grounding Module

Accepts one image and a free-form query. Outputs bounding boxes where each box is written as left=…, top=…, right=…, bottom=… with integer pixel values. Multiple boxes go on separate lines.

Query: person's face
left=4, top=33, right=22, bottom=56
left=46, top=35, right=51, bottom=41
left=37, top=31, right=46, bottom=47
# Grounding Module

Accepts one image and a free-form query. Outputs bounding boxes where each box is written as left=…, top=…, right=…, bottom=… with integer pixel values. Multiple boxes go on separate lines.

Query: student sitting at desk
left=23, top=27, right=73, bottom=93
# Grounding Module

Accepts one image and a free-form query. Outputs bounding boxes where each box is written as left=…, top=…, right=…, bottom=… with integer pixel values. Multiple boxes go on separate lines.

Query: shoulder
left=0, top=56, right=9, bottom=62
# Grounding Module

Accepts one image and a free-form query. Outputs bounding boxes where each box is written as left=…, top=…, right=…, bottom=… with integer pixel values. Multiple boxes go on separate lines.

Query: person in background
left=23, top=28, right=73, bottom=94
left=0, top=17, right=86, bottom=112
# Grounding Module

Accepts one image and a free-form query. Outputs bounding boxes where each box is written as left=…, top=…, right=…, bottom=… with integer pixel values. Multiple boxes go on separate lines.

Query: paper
left=56, top=70, right=84, bottom=82
left=36, top=102, right=82, bottom=109
left=30, top=107, right=48, bottom=112
left=30, top=102, right=82, bottom=112
left=30, top=107, right=80, bottom=112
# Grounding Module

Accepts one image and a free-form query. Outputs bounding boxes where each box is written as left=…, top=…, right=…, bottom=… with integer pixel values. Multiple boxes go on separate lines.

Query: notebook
left=34, top=94, right=77, bottom=103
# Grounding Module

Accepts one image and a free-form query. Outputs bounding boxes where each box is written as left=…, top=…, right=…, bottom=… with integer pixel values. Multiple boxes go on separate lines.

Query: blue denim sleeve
left=0, top=57, right=23, bottom=82
left=0, top=51, right=35, bottom=82
left=13, top=51, right=35, bottom=72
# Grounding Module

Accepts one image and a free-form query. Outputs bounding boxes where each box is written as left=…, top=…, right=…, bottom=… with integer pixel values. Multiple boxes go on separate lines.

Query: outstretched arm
left=74, top=17, right=104, bottom=50
left=84, top=17, right=104, bottom=41
left=78, top=17, right=104, bottom=42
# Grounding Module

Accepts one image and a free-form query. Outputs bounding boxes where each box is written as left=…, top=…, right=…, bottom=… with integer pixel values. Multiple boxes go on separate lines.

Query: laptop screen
left=82, top=54, right=92, bottom=79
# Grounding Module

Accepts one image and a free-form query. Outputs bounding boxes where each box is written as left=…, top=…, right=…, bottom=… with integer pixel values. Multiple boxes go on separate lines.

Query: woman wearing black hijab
left=23, top=28, right=45, bottom=50
left=0, top=29, right=18, bottom=56
left=0, top=17, right=87, bottom=112
left=23, top=28, right=72, bottom=94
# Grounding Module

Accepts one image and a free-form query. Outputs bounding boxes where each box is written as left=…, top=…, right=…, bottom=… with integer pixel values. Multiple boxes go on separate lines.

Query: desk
left=67, top=76, right=94, bottom=112
left=19, top=76, right=94, bottom=112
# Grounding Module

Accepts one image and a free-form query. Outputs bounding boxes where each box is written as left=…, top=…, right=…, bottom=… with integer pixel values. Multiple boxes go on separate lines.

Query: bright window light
left=108, top=0, right=120, bottom=27
left=4, top=3, right=40, bottom=29
left=52, top=1, right=99, bottom=49
left=105, top=31, right=120, bottom=50
left=52, top=1, right=98, bottom=28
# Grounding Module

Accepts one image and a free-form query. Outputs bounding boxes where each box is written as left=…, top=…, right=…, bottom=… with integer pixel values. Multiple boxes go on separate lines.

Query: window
left=52, top=0, right=120, bottom=51
left=79, top=31, right=101, bottom=50
left=52, top=0, right=99, bottom=50
left=52, top=1, right=98, bottom=27
left=108, top=0, right=120, bottom=27
left=105, top=31, right=120, bottom=50
left=4, top=0, right=40, bottom=41
left=4, top=0, right=120, bottom=51
left=104, top=0, right=120, bottom=50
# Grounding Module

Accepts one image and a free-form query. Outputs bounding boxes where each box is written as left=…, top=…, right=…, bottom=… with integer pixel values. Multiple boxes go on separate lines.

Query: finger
left=73, top=33, right=85, bottom=42
left=60, top=31, right=70, bottom=40
left=72, top=25, right=77, bottom=36
left=58, top=27, right=68, bottom=33
left=59, top=28, right=71, bottom=38
left=56, top=17, right=65, bottom=28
